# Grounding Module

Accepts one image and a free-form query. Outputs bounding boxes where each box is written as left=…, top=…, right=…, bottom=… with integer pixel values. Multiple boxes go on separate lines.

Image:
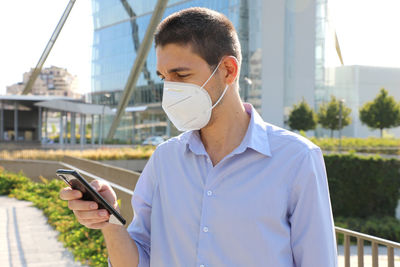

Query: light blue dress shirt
left=126, top=103, right=337, bottom=267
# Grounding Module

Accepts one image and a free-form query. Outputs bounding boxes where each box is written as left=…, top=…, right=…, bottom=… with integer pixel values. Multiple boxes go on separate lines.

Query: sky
left=0, top=0, right=92, bottom=95
left=0, top=0, right=399, bottom=95
left=326, top=0, right=400, bottom=68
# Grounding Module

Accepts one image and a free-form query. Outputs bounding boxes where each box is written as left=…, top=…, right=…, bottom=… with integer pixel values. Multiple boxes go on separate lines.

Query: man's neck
left=199, top=94, right=250, bottom=166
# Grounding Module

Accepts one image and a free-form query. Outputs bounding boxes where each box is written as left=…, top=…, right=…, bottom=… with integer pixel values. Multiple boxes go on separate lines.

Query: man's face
left=156, top=43, right=225, bottom=104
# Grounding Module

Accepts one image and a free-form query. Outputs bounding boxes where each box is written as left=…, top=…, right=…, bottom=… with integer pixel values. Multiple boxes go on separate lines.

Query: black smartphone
left=56, top=169, right=126, bottom=225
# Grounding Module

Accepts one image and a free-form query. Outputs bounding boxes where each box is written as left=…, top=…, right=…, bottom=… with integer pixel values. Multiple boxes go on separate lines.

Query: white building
left=261, top=0, right=326, bottom=128
left=7, top=66, right=82, bottom=99
left=259, top=0, right=400, bottom=138
left=325, top=65, right=400, bottom=138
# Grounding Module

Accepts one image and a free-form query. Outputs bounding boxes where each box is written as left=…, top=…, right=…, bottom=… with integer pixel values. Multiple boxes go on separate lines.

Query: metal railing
left=336, top=226, right=400, bottom=267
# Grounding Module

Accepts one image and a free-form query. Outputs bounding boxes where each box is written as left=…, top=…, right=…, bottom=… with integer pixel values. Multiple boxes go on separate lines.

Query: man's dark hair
left=154, top=7, right=242, bottom=69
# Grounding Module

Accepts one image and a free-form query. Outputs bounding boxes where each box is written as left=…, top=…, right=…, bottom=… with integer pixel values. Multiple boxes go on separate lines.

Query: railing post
left=372, top=241, right=378, bottom=267
left=336, top=232, right=339, bottom=252
left=357, top=237, right=364, bottom=267
left=336, top=226, right=400, bottom=267
left=344, top=234, right=350, bottom=267
left=387, top=246, right=394, bottom=267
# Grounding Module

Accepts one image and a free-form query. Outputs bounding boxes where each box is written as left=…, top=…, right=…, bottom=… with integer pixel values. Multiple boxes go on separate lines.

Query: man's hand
left=60, top=180, right=118, bottom=229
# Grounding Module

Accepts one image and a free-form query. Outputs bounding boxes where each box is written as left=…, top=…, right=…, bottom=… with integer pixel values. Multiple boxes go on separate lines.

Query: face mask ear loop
left=210, top=84, right=229, bottom=110
left=200, top=59, right=224, bottom=89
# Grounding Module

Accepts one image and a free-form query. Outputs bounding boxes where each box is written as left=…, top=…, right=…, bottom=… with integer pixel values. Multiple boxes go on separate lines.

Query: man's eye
left=176, top=73, right=190, bottom=78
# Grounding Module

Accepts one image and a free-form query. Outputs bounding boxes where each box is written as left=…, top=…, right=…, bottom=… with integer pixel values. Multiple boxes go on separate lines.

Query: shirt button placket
left=203, top=190, right=212, bottom=233
left=197, top=159, right=216, bottom=267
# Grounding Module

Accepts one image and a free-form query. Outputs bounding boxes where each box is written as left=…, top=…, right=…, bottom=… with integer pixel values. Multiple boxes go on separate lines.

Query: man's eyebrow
left=156, top=67, right=192, bottom=76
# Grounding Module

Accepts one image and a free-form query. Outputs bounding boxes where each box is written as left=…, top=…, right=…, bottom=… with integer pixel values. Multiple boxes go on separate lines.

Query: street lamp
left=338, top=98, right=345, bottom=153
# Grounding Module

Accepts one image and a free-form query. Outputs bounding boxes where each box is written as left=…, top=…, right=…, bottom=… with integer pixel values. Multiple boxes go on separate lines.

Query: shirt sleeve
left=125, top=152, right=158, bottom=267
left=289, top=148, right=338, bottom=267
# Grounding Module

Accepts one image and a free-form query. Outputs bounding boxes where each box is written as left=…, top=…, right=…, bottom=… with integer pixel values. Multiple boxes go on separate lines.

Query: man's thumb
left=91, top=180, right=101, bottom=191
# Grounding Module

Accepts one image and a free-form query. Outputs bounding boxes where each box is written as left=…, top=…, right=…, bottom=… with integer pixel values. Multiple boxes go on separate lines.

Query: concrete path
left=0, top=196, right=87, bottom=267
left=338, top=245, right=400, bottom=266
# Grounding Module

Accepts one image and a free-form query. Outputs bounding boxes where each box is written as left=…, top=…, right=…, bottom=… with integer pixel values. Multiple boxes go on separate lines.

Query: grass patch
left=0, top=146, right=155, bottom=161
left=310, top=137, right=400, bottom=154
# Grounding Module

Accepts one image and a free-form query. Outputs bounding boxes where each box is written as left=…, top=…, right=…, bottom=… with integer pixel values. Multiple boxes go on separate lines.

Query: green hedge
left=335, top=216, right=400, bottom=243
left=0, top=146, right=154, bottom=161
left=310, top=137, right=400, bottom=155
left=325, top=153, right=400, bottom=218
left=0, top=168, right=108, bottom=267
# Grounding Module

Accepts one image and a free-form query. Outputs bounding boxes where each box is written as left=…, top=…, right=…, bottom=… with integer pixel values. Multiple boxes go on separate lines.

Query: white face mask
left=162, top=60, right=229, bottom=132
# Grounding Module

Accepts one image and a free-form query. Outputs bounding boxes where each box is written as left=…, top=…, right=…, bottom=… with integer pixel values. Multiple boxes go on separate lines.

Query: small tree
left=318, top=95, right=352, bottom=137
left=359, top=88, right=400, bottom=137
left=288, top=99, right=317, bottom=132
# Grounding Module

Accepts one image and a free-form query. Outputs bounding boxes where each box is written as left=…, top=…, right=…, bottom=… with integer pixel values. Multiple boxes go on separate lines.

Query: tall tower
left=314, top=0, right=329, bottom=107
left=261, top=0, right=318, bottom=128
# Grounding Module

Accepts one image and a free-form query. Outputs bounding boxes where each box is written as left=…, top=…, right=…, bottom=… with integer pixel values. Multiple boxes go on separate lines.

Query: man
left=60, top=7, right=337, bottom=267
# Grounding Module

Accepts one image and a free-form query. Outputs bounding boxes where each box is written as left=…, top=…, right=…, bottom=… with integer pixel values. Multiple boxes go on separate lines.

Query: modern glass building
left=91, top=0, right=338, bottom=142
left=91, top=0, right=263, bottom=143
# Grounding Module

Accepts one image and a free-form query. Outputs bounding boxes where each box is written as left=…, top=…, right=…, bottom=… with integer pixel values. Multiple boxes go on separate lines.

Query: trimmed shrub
left=0, top=146, right=155, bottom=161
left=310, top=137, right=400, bottom=155
left=325, top=153, right=400, bottom=218
left=335, top=216, right=400, bottom=243
left=0, top=168, right=30, bottom=195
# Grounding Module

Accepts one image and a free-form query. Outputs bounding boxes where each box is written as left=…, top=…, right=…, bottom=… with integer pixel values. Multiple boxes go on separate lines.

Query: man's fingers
left=85, top=221, right=109, bottom=229
left=60, top=187, right=82, bottom=200
left=91, top=180, right=101, bottom=191
left=74, top=209, right=109, bottom=220
left=91, top=180, right=112, bottom=194
left=90, top=180, right=118, bottom=208
left=59, top=183, right=113, bottom=230
left=79, top=216, right=110, bottom=229
left=68, top=199, right=98, bottom=211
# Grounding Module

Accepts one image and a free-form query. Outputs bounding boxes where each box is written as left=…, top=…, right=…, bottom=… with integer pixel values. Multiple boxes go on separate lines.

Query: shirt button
left=203, top=227, right=209, bottom=232
left=207, top=190, right=212, bottom=196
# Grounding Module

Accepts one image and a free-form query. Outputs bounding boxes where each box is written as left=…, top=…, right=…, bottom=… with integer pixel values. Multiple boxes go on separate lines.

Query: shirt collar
left=185, top=103, right=272, bottom=157
left=186, top=130, right=208, bottom=156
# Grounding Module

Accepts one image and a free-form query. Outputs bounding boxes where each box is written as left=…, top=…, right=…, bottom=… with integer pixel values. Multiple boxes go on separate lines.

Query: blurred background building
left=90, top=0, right=319, bottom=143
left=1, top=0, right=400, bottom=145
left=326, top=65, right=400, bottom=137
left=6, top=66, right=82, bottom=99
left=262, top=0, right=325, bottom=130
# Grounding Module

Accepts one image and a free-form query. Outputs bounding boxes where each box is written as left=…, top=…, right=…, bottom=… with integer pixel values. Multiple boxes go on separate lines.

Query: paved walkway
left=0, top=196, right=87, bottom=267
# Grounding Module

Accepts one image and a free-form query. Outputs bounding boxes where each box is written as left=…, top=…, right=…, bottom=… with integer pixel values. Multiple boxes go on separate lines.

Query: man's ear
left=221, top=56, right=239, bottom=85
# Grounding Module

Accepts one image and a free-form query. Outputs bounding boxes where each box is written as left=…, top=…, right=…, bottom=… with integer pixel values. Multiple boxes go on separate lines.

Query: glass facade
left=91, top=0, right=263, bottom=142
left=314, top=0, right=329, bottom=137
left=314, top=0, right=328, bottom=107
